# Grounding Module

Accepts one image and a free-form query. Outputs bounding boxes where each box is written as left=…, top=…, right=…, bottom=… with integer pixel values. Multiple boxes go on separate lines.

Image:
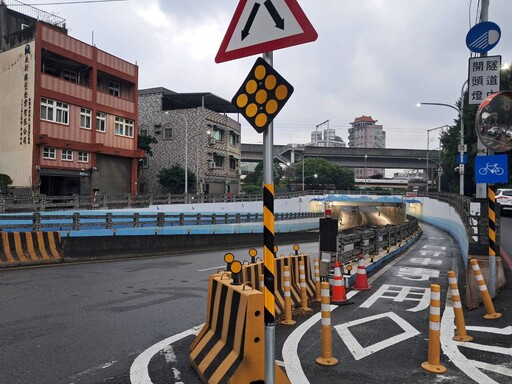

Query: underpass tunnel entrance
left=326, top=201, right=406, bottom=231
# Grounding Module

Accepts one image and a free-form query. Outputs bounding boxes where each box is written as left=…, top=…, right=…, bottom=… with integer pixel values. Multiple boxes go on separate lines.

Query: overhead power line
left=23, top=0, right=129, bottom=5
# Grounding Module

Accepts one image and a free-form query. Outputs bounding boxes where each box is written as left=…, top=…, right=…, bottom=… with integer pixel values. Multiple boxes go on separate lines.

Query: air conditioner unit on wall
left=209, top=137, right=216, bottom=145
left=209, top=161, right=216, bottom=169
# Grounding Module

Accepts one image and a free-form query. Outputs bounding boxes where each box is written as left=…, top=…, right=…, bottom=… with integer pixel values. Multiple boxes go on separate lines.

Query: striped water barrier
left=0, top=232, right=62, bottom=267
left=190, top=273, right=290, bottom=383
left=242, top=261, right=264, bottom=291
left=289, top=253, right=316, bottom=298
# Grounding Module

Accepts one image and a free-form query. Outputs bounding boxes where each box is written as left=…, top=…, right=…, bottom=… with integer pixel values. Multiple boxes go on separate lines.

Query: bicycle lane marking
left=281, top=248, right=406, bottom=384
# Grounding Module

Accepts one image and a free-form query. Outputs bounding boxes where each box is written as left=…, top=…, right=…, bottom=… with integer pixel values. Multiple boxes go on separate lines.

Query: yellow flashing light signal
left=232, top=57, right=294, bottom=133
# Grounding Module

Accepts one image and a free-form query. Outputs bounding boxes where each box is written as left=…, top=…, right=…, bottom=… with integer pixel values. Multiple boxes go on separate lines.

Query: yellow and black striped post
left=488, top=185, right=497, bottom=297
left=263, top=182, right=276, bottom=327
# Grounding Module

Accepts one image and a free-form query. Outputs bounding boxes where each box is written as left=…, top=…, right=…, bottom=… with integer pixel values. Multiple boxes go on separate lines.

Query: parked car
left=487, top=126, right=501, bottom=136
left=496, top=188, right=512, bottom=214
left=505, top=128, right=512, bottom=139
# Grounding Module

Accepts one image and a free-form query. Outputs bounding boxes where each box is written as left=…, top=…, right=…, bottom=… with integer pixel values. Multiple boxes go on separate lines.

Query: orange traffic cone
left=331, top=261, right=352, bottom=305
left=353, top=254, right=371, bottom=290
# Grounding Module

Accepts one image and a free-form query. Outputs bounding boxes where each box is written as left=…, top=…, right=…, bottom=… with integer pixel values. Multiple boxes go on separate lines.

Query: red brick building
left=0, top=1, right=143, bottom=196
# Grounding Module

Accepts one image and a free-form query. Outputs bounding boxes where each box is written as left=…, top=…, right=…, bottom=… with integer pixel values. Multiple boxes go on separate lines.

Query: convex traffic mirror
left=475, top=91, right=512, bottom=152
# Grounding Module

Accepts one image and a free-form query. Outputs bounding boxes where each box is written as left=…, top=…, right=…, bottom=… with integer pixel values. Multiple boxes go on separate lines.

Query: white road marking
left=466, top=325, right=512, bottom=335
left=130, top=328, right=196, bottom=384
left=455, top=341, right=512, bottom=356
left=68, top=360, right=118, bottom=383
left=441, top=299, right=499, bottom=384
left=334, top=312, right=420, bottom=360
left=197, top=265, right=225, bottom=272
left=161, top=345, right=177, bottom=363
left=282, top=291, right=359, bottom=384
left=471, top=360, right=512, bottom=377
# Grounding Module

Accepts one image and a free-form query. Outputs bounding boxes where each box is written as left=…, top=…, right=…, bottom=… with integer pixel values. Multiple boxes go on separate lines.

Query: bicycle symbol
left=478, top=163, right=504, bottom=176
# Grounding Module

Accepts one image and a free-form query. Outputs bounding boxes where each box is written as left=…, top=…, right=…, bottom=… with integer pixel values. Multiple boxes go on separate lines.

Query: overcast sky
left=19, top=0, right=512, bottom=150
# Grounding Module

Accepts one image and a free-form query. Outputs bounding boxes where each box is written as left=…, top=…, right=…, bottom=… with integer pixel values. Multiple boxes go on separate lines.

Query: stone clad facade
left=138, top=88, right=241, bottom=195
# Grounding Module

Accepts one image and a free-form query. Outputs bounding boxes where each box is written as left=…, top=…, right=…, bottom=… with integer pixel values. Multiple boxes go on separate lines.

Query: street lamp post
left=292, top=151, right=305, bottom=191
left=425, top=125, right=448, bottom=192
left=419, top=157, right=441, bottom=192
left=364, top=155, right=368, bottom=193
left=417, top=81, right=467, bottom=196
left=175, top=113, right=189, bottom=201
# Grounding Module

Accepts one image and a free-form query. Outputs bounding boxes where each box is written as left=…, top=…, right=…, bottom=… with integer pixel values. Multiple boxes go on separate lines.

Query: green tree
left=293, top=158, right=354, bottom=190
left=0, top=173, right=12, bottom=194
left=439, top=65, right=512, bottom=195
left=137, top=134, right=158, bottom=157
left=242, top=160, right=285, bottom=187
left=157, top=165, right=196, bottom=194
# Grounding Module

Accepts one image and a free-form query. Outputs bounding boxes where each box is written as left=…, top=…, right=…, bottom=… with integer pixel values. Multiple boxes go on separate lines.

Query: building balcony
left=40, top=74, right=93, bottom=102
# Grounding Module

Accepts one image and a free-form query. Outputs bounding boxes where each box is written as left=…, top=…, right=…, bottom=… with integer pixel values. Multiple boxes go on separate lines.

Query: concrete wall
left=407, top=197, right=468, bottom=265
left=61, top=231, right=319, bottom=261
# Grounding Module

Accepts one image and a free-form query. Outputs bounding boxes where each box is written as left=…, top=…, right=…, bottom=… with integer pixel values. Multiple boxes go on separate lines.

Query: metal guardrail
left=0, top=189, right=406, bottom=213
left=0, top=211, right=323, bottom=232
left=337, top=216, right=419, bottom=265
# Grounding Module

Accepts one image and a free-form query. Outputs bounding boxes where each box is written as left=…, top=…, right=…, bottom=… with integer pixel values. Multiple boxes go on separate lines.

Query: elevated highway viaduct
left=241, top=143, right=441, bottom=173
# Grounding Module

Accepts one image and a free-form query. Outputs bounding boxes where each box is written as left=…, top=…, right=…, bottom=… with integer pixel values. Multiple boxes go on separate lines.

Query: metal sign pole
left=262, top=50, right=276, bottom=384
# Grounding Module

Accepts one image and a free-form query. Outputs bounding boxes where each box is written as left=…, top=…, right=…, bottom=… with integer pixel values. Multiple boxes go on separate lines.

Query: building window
left=96, top=112, right=106, bottom=132
left=62, top=69, right=77, bottom=83
left=78, top=151, right=89, bottom=163
left=80, top=108, right=92, bottom=129
left=229, top=132, right=238, bottom=146
left=40, top=98, right=69, bottom=125
left=108, top=81, right=120, bottom=97
left=142, top=157, right=148, bottom=168
left=163, top=126, right=173, bottom=140
left=61, top=149, right=73, bottom=161
left=229, top=156, right=238, bottom=170
left=213, top=153, right=224, bottom=168
left=139, top=126, right=148, bottom=137
left=42, top=147, right=56, bottom=159
left=114, top=117, right=134, bottom=137
left=213, top=127, right=224, bottom=141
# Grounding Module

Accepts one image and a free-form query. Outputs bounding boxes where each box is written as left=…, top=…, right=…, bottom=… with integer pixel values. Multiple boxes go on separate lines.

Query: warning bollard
left=353, top=254, right=371, bottom=290
left=259, top=273, right=264, bottom=293
left=447, top=271, right=473, bottom=342
left=331, top=261, right=351, bottom=305
left=421, top=284, right=447, bottom=374
left=470, top=259, right=502, bottom=319
left=299, top=261, right=312, bottom=311
left=316, top=282, right=338, bottom=366
left=314, top=258, right=321, bottom=301
left=281, top=266, right=296, bottom=325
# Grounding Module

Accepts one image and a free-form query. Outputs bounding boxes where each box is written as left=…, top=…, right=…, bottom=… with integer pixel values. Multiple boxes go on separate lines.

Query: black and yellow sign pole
left=262, top=50, right=276, bottom=384
left=231, top=50, right=294, bottom=384
left=488, top=185, right=497, bottom=297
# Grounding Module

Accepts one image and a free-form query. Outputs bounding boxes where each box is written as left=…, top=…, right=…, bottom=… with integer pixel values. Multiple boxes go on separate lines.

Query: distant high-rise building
left=348, top=115, right=386, bottom=178
left=307, top=127, right=346, bottom=147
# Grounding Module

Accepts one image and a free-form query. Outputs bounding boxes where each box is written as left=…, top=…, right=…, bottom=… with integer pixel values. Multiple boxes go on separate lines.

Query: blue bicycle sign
left=478, top=163, right=504, bottom=176
left=475, top=155, right=508, bottom=184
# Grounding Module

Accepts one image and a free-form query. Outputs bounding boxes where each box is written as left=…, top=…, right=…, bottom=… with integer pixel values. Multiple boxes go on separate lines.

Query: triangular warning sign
left=215, top=0, right=318, bottom=63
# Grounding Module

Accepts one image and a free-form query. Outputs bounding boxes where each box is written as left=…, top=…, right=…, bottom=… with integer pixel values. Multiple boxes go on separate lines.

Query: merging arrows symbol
left=241, top=0, right=285, bottom=40
left=264, top=0, right=285, bottom=29
left=241, top=2, right=260, bottom=40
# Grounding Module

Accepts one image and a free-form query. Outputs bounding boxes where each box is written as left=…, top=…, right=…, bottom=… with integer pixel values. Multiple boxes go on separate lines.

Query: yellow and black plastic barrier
left=0, top=231, right=62, bottom=267
left=242, top=260, right=264, bottom=291
left=241, top=252, right=316, bottom=319
left=190, top=273, right=290, bottom=383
